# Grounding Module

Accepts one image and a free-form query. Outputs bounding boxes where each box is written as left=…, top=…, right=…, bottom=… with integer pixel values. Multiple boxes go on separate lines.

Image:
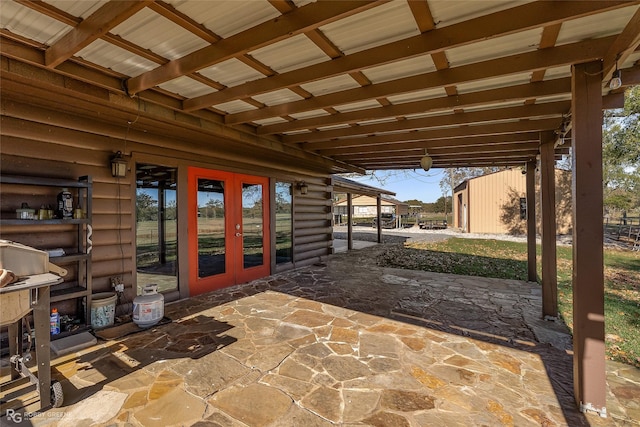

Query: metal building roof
left=1, top=0, right=639, bottom=173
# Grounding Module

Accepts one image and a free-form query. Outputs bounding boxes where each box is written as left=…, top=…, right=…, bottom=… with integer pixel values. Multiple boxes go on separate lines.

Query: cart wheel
left=50, top=380, right=64, bottom=408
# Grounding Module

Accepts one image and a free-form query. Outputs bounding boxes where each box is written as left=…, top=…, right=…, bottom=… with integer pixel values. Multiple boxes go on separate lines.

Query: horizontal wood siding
left=293, top=177, right=333, bottom=264
left=1, top=95, right=334, bottom=303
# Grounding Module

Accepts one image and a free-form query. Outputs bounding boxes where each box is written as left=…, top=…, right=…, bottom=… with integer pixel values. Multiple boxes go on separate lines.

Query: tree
left=136, top=191, right=157, bottom=222
left=439, top=167, right=506, bottom=195
left=603, top=85, right=640, bottom=216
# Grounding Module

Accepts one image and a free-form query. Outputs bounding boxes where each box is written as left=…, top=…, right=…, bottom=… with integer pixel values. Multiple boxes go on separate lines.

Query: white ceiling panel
left=300, top=74, right=361, bottom=96
left=387, top=87, right=447, bottom=104
left=429, top=0, right=534, bottom=28
left=446, top=28, right=542, bottom=68
left=199, top=58, right=265, bottom=87
left=556, top=5, right=640, bottom=46
left=456, top=72, right=532, bottom=94
left=462, top=99, right=526, bottom=113
left=316, top=123, right=352, bottom=131
left=166, top=0, right=280, bottom=38
left=158, top=76, right=214, bottom=98
left=622, top=51, right=640, bottom=69
left=404, top=110, right=454, bottom=120
left=213, top=100, right=258, bottom=114
left=253, top=117, right=289, bottom=126
left=543, top=66, right=571, bottom=81
left=289, top=110, right=331, bottom=120
left=363, top=54, right=436, bottom=84
left=111, top=7, right=208, bottom=60
left=77, top=39, right=158, bottom=77
left=356, top=117, right=398, bottom=126
left=320, top=1, right=419, bottom=55
left=249, top=33, right=330, bottom=73
left=334, top=99, right=381, bottom=113
left=252, top=89, right=304, bottom=106
left=0, top=1, right=71, bottom=45
left=44, top=0, right=108, bottom=19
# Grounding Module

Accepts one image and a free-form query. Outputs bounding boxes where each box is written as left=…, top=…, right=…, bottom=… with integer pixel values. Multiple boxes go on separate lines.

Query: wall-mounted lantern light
left=111, top=151, right=127, bottom=178
left=297, top=181, right=308, bottom=195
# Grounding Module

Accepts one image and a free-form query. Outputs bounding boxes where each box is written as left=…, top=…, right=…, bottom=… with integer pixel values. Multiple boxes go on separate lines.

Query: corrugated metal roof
left=288, top=109, right=331, bottom=120
left=429, top=0, right=535, bottom=28
left=158, top=76, right=214, bottom=98
left=249, top=33, right=330, bottom=73
left=334, top=99, right=382, bottom=114
left=111, top=7, right=208, bottom=60
left=456, top=72, right=532, bottom=94
left=300, top=74, right=361, bottom=97
left=362, top=54, right=436, bottom=84
left=213, top=100, right=258, bottom=114
left=0, top=1, right=70, bottom=44
left=252, top=89, right=304, bottom=106
left=199, top=58, right=265, bottom=88
left=166, top=0, right=280, bottom=38
left=77, top=39, right=158, bottom=77
left=2, top=0, right=638, bottom=172
left=387, top=87, right=448, bottom=105
left=44, top=0, right=107, bottom=19
left=556, top=6, right=640, bottom=46
left=252, top=117, right=289, bottom=126
left=320, top=1, right=419, bottom=55
left=446, top=28, right=542, bottom=68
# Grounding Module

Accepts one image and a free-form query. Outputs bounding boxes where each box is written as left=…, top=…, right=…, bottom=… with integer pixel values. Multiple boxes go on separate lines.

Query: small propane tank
left=133, top=284, right=164, bottom=328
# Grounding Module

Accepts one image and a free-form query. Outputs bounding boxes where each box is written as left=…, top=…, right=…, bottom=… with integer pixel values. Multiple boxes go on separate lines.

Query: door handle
left=235, top=232, right=242, bottom=237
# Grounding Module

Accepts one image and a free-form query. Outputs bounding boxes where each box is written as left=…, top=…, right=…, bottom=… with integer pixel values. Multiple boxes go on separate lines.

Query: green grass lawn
left=377, top=238, right=640, bottom=367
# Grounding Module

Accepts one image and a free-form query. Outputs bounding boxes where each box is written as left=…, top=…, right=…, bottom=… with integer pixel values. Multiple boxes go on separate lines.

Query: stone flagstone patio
left=2, top=244, right=639, bottom=426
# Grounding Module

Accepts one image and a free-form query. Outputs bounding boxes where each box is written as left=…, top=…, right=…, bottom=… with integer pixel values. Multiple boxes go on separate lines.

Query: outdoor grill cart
left=1, top=241, right=65, bottom=411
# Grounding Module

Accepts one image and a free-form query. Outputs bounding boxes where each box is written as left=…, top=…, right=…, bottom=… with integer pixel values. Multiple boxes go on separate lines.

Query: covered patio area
left=12, top=244, right=638, bottom=426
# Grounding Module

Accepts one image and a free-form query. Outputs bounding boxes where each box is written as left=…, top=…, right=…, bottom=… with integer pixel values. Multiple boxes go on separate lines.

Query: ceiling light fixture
left=610, top=61, right=622, bottom=90
left=420, top=149, right=433, bottom=172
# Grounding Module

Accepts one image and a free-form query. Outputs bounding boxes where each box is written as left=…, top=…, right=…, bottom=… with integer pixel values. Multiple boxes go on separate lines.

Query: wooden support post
left=540, top=132, right=558, bottom=318
left=376, top=195, right=382, bottom=244
left=347, top=193, right=353, bottom=251
left=526, top=160, right=537, bottom=282
left=571, top=61, right=606, bottom=416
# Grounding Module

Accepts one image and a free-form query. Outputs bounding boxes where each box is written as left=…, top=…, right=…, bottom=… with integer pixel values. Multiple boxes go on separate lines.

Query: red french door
left=188, top=167, right=270, bottom=295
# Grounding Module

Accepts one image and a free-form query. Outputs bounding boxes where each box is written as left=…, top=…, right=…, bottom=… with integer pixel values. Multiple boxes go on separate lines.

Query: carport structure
left=1, top=0, right=640, bottom=417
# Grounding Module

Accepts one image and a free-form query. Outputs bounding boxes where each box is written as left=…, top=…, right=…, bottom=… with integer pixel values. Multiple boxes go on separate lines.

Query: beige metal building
left=453, top=169, right=571, bottom=235
left=334, top=194, right=409, bottom=221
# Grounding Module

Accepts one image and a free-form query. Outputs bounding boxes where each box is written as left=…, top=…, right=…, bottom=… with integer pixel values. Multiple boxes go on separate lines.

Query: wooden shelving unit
left=0, top=175, right=93, bottom=335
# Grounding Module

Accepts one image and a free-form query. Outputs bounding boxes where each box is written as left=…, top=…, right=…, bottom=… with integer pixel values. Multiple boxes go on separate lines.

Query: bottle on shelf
left=50, top=308, right=60, bottom=335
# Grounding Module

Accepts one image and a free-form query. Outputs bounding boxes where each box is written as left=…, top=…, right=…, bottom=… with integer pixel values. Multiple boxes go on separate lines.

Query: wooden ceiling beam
left=302, top=118, right=562, bottom=151
left=126, top=1, right=385, bottom=96
left=316, top=133, right=540, bottom=155
left=333, top=143, right=541, bottom=161
left=186, top=1, right=631, bottom=112
left=226, top=36, right=613, bottom=124
left=259, top=78, right=570, bottom=134
left=45, top=1, right=153, bottom=68
left=284, top=100, right=570, bottom=143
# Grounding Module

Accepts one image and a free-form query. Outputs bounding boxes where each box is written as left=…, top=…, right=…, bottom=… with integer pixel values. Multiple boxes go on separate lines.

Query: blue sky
left=347, top=169, right=448, bottom=203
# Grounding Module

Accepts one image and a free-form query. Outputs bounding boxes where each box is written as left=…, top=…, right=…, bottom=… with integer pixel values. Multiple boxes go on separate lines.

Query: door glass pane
left=136, top=165, right=178, bottom=294
left=197, top=179, right=226, bottom=278
left=242, top=183, right=263, bottom=268
left=275, top=182, right=293, bottom=264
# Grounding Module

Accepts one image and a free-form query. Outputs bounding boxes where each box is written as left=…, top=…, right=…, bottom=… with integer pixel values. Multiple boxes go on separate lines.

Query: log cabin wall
left=1, top=94, right=334, bottom=306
